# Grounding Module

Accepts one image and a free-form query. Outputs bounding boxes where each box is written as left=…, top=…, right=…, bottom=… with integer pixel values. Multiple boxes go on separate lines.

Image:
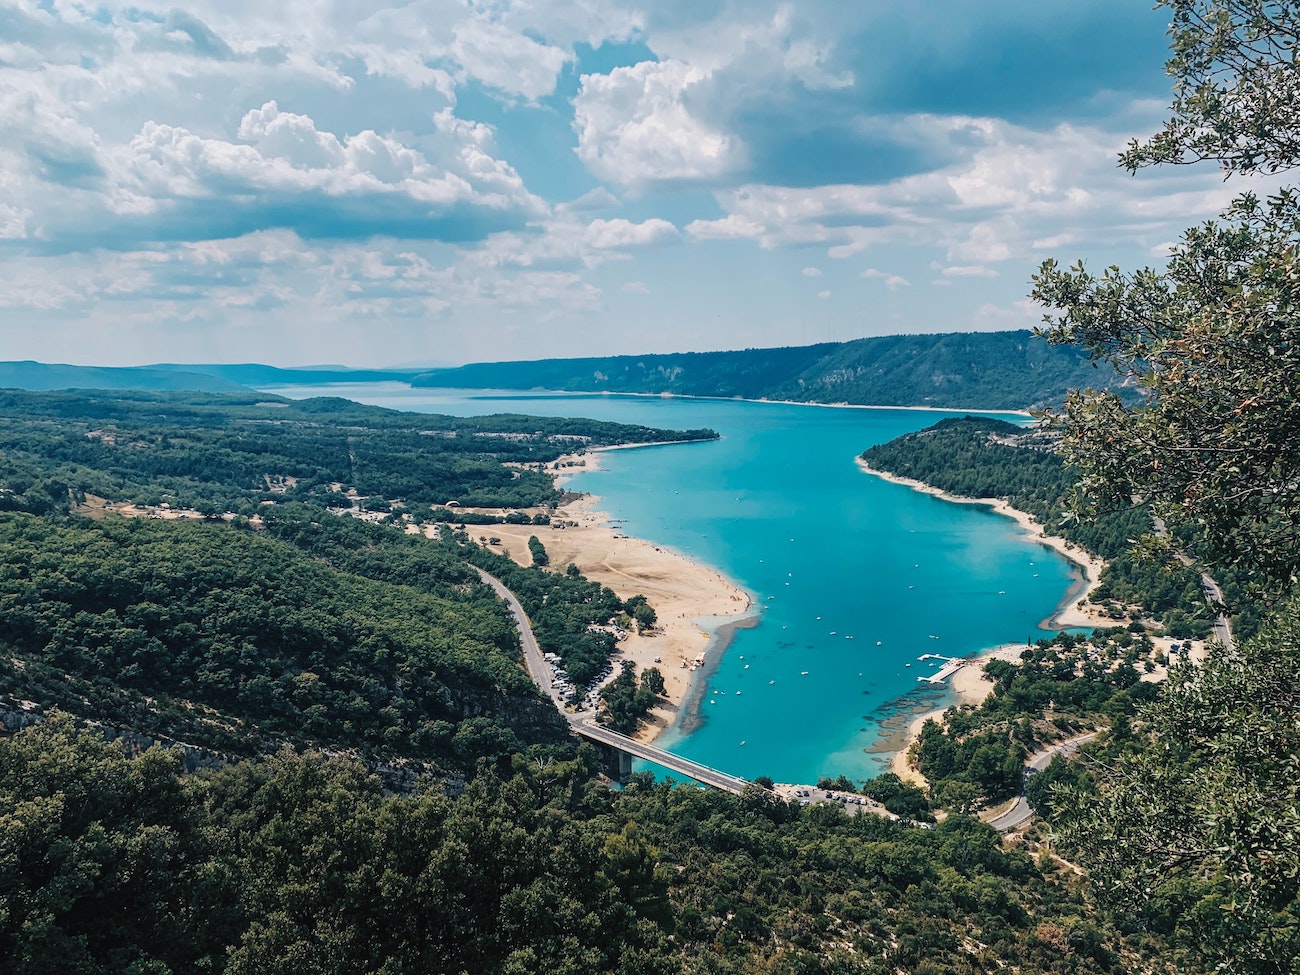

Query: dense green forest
left=4, top=715, right=1192, bottom=975
left=0, top=388, right=716, bottom=516
left=0, top=511, right=558, bottom=768
left=411, top=330, right=1132, bottom=411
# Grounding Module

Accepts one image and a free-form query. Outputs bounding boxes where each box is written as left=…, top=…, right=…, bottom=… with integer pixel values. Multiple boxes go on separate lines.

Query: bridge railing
left=572, top=723, right=748, bottom=787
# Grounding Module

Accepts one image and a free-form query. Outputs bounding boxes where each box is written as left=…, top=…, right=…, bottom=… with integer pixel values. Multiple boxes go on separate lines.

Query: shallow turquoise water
left=265, top=384, right=1080, bottom=785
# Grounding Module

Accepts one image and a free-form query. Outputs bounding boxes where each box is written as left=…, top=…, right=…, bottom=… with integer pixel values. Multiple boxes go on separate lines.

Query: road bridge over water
left=568, top=721, right=748, bottom=794
left=475, top=566, right=749, bottom=794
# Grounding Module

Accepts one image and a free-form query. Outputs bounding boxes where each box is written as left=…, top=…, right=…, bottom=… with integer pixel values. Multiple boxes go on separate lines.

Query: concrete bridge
left=475, top=566, right=749, bottom=794
left=569, top=720, right=748, bottom=794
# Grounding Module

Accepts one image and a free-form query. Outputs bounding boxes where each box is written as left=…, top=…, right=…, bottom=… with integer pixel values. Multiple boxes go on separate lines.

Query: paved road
left=984, top=732, right=1097, bottom=832
left=1198, top=570, right=1235, bottom=652
left=473, top=567, right=566, bottom=706
left=476, top=566, right=749, bottom=794
left=1151, top=516, right=1235, bottom=652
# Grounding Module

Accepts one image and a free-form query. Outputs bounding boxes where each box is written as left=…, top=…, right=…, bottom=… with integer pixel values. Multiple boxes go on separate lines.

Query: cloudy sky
left=0, top=1, right=1274, bottom=368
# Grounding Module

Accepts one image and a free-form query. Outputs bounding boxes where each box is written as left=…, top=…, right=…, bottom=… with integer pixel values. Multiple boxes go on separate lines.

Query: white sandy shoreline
left=885, top=643, right=1029, bottom=784
left=473, top=450, right=754, bottom=743
left=852, top=458, right=1122, bottom=783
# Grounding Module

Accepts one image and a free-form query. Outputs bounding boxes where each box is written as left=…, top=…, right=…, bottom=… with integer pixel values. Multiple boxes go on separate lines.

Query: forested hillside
left=0, top=360, right=251, bottom=393
left=0, top=388, right=715, bottom=757
left=0, top=388, right=715, bottom=516
left=0, top=511, right=566, bottom=770
left=3, top=330, right=1128, bottom=412
left=4, top=713, right=1188, bottom=975
left=412, top=330, right=1131, bottom=410
left=0, top=360, right=432, bottom=392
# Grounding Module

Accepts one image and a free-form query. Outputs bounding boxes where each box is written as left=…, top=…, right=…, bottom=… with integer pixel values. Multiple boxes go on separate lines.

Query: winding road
left=1151, top=516, right=1235, bottom=652
left=983, top=732, right=1096, bottom=832
left=475, top=566, right=748, bottom=794
left=473, top=567, right=561, bottom=705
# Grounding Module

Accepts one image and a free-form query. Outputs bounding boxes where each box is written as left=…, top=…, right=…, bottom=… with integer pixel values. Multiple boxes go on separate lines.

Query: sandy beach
left=454, top=450, right=1118, bottom=758
left=855, top=459, right=1116, bottom=630
left=888, top=643, right=1028, bottom=784
left=474, top=449, right=753, bottom=742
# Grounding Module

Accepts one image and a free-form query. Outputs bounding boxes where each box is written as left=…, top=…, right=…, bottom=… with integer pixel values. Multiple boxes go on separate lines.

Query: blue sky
left=0, top=1, right=1278, bottom=367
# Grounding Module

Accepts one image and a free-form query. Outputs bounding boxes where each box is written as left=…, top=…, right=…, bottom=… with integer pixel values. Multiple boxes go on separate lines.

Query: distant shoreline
left=268, top=378, right=1035, bottom=418
left=554, top=388, right=1033, bottom=418
left=590, top=436, right=720, bottom=452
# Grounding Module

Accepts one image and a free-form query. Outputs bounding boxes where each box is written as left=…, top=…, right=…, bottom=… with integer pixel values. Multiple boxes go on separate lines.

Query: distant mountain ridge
left=0, top=361, right=428, bottom=395
left=411, top=330, right=1130, bottom=411
left=3, top=331, right=1128, bottom=410
left=0, top=361, right=250, bottom=394
left=148, top=363, right=426, bottom=386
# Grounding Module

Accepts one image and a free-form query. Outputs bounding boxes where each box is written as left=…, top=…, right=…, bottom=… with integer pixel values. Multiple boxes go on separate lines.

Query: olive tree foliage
left=1033, top=4, right=1300, bottom=970
left=1033, top=2, right=1300, bottom=588
left=1032, top=190, right=1300, bottom=587
left=1120, top=0, right=1300, bottom=175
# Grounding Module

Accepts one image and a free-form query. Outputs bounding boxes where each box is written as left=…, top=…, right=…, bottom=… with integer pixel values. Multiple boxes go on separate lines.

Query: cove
left=263, top=383, right=1082, bottom=785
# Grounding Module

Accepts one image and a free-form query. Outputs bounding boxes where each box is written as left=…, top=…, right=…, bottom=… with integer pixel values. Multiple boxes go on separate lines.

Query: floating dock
left=917, top=653, right=964, bottom=683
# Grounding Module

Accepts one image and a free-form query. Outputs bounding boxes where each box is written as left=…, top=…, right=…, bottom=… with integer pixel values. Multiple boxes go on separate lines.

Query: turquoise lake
left=265, top=384, right=1082, bottom=785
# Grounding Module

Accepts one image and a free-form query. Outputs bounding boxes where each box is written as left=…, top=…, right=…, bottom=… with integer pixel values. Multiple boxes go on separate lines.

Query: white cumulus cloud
left=573, top=60, right=744, bottom=187
left=684, top=214, right=764, bottom=241
left=585, top=218, right=679, bottom=249
left=941, top=264, right=999, bottom=278
left=94, top=102, right=547, bottom=237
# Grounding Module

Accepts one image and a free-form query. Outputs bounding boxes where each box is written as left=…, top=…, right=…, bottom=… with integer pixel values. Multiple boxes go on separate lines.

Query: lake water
left=264, top=383, right=1080, bottom=785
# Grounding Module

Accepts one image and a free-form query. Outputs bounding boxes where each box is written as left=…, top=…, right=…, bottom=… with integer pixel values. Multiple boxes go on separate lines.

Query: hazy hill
left=148, top=362, right=425, bottom=386
left=0, top=361, right=250, bottom=394
left=5, top=331, right=1126, bottom=411
left=412, top=330, right=1130, bottom=410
